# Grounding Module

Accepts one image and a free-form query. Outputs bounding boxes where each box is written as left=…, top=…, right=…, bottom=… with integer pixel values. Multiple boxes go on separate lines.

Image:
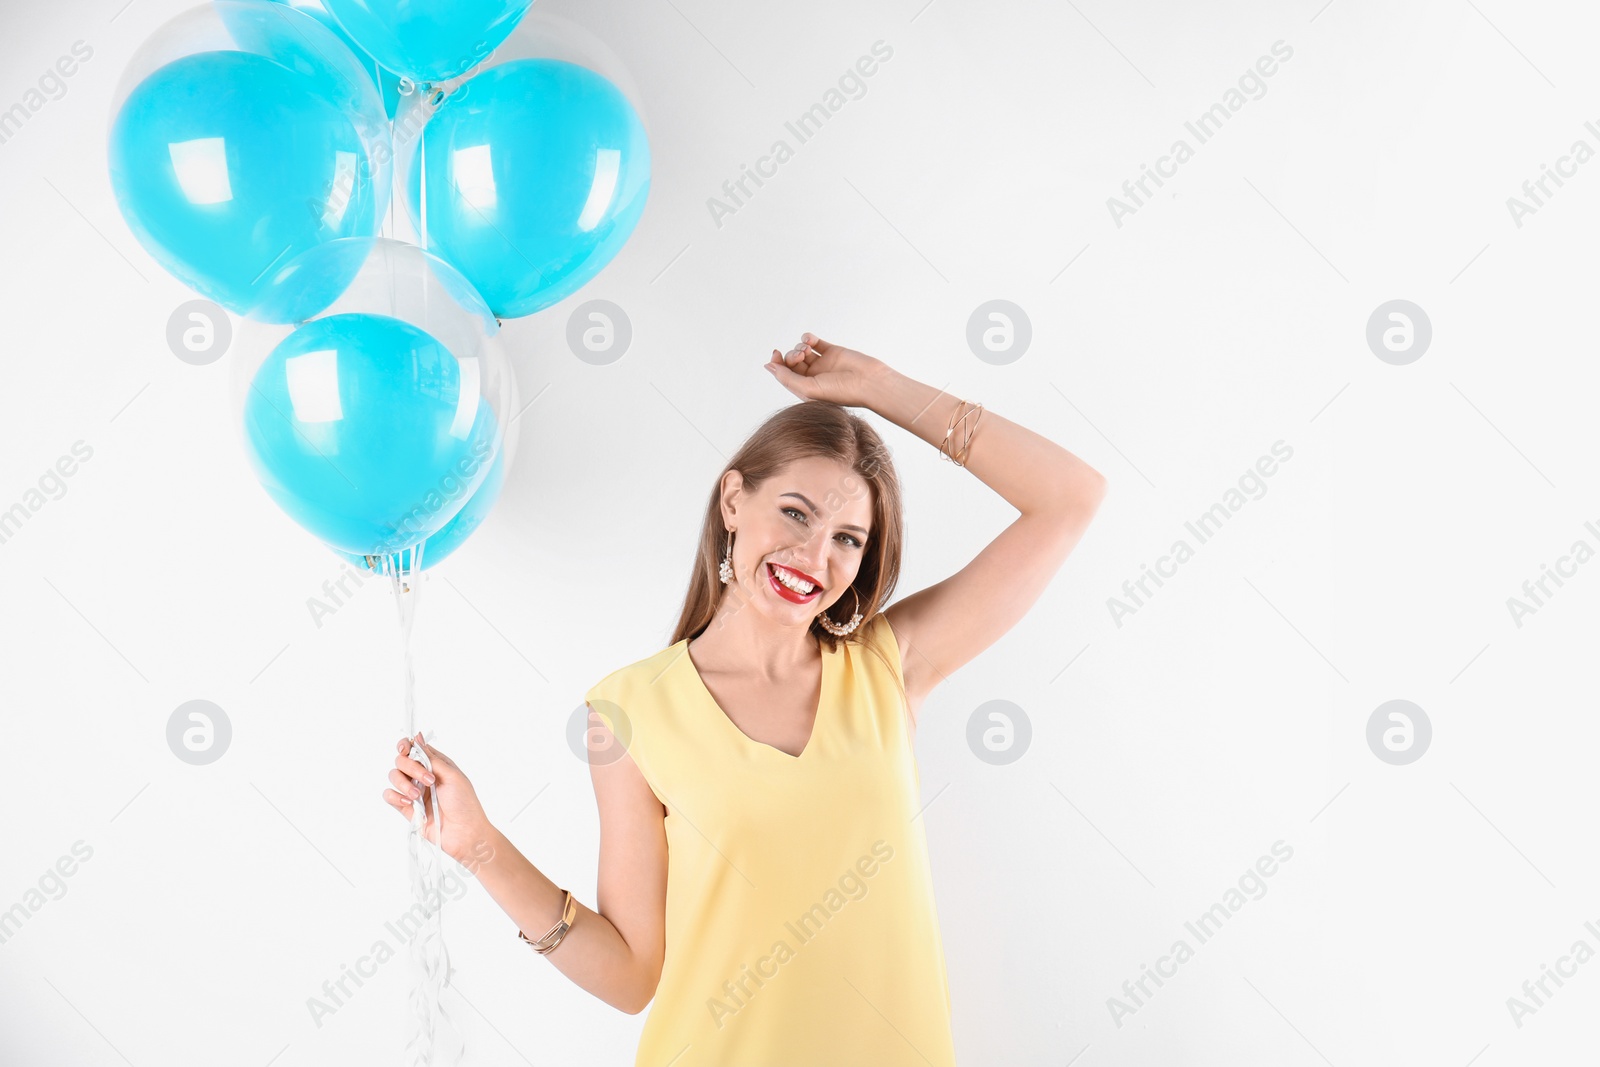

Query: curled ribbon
left=384, top=548, right=464, bottom=1066
left=406, top=740, right=463, bottom=1066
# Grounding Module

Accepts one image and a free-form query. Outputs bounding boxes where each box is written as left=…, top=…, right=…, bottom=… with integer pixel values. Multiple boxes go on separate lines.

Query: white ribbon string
left=384, top=547, right=465, bottom=1067
left=406, top=741, right=462, bottom=1067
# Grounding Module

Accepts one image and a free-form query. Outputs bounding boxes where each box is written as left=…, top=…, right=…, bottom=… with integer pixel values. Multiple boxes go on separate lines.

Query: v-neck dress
left=583, top=612, right=957, bottom=1066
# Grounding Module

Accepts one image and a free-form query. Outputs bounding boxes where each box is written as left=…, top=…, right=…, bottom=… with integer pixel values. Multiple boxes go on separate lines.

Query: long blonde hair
left=669, top=401, right=905, bottom=668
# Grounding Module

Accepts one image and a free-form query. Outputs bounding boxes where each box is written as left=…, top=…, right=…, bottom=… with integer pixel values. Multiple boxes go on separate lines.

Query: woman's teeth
left=770, top=564, right=816, bottom=594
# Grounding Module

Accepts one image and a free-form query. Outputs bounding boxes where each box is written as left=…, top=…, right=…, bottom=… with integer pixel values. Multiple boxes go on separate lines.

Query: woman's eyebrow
left=780, top=492, right=869, bottom=535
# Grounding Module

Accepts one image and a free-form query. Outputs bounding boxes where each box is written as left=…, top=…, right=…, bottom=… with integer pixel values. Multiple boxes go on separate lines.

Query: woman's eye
left=785, top=507, right=861, bottom=548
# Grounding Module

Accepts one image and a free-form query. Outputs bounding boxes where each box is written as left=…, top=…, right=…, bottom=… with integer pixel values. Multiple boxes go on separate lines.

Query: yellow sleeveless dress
left=583, top=612, right=958, bottom=1066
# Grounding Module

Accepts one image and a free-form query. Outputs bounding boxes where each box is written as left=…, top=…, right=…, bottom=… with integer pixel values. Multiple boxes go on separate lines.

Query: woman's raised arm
left=768, top=334, right=1107, bottom=711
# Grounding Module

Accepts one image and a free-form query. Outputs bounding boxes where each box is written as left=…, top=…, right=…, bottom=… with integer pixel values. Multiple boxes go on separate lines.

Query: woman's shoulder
left=583, top=638, right=687, bottom=707
left=858, top=611, right=905, bottom=681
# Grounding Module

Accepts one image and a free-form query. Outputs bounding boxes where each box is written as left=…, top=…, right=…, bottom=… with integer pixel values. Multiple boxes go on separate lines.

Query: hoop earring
left=817, top=586, right=864, bottom=636
left=718, top=530, right=735, bottom=585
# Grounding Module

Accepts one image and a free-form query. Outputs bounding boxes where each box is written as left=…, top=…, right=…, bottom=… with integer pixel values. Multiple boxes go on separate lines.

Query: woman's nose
left=776, top=544, right=824, bottom=577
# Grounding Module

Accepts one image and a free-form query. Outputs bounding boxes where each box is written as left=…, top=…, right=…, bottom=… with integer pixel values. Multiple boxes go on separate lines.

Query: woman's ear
left=720, top=469, right=745, bottom=524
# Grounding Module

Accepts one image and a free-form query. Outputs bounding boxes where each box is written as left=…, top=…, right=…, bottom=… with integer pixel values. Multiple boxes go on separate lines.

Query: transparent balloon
left=389, top=4, right=652, bottom=227
left=320, top=0, right=533, bottom=85
left=392, top=6, right=649, bottom=146
left=387, top=8, right=652, bottom=319
left=107, top=1, right=393, bottom=314
left=330, top=315, right=521, bottom=576
left=268, top=0, right=405, bottom=120
left=231, top=237, right=516, bottom=557
left=332, top=430, right=511, bottom=575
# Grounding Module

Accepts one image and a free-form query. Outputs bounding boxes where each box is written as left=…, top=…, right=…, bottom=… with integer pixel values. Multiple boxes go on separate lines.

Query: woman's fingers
left=383, top=731, right=438, bottom=829
left=395, top=751, right=435, bottom=785
left=384, top=787, right=432, bottom=840
left=770, top=338, right=823, bottom=373
left=415, top=735, right=454, bottom=768
left=396, top=736, right=441, bottom=779
left=793, top=336, right=824, bottom=364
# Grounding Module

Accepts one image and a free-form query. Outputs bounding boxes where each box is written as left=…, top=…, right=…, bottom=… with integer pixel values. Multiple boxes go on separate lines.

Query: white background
left=2, top=0, right=1598, bottom=1064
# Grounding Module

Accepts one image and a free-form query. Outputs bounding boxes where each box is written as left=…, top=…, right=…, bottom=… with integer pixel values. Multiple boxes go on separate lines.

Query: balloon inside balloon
left=268, top=0, right=405, bottom=119
left=107, top=1, right=391, bottom=314
left=334, top=440, right=507, bottom=574
left=241, top=312, right=502, bottom=555
left=320, top=0, right=534, bottom=84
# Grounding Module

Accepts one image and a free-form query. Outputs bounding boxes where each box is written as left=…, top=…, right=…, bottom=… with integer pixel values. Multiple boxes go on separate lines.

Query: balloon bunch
left=106, top=7, right=649, bottom=1063
left=107, top=0, right=651, bottom=573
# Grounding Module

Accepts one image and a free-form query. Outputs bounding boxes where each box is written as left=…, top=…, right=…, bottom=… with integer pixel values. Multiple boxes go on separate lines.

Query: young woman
left=382, top=332, right=1106, bottom=1064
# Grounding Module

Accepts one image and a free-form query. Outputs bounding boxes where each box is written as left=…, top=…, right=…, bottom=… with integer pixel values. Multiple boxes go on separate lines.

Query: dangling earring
left=718, top=530, right=735, bottom=585
left=817, top=586, right=864, bottom=636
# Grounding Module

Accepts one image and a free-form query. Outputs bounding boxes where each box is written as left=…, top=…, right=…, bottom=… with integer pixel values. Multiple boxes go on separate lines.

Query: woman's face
left=722, top=456, right=875, bottom=626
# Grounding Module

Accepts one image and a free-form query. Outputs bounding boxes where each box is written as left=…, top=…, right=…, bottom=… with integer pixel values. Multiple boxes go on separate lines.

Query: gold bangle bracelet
left=939, top=400, right=966, bottom=463
left=955, top=403, right=983, bottom=465
left=517, top=888, right=577, bottom=955
left=939, top=400, right=983, bottom=467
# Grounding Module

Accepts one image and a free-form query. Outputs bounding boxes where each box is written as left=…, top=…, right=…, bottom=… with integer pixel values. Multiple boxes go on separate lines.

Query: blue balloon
left=334, top=441, right=506, bottom=573
left=248, top=233, right=502, bottom=330
left=321, top=0, right=532, bottom=84
left=270, top=0, right=405, bottom=120
left=242, top=313, right=501, bottom=554
left=405, top=59, right=650, bottom=319
left=248, top=235, right=375, bottom=326
left=109, top=18, right=390, bottom=314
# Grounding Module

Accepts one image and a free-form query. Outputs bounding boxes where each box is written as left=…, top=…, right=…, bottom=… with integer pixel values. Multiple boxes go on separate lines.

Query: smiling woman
left=670, top=401, right=901, bottom=656
left=384, top=333, right=1106, bottom=1066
